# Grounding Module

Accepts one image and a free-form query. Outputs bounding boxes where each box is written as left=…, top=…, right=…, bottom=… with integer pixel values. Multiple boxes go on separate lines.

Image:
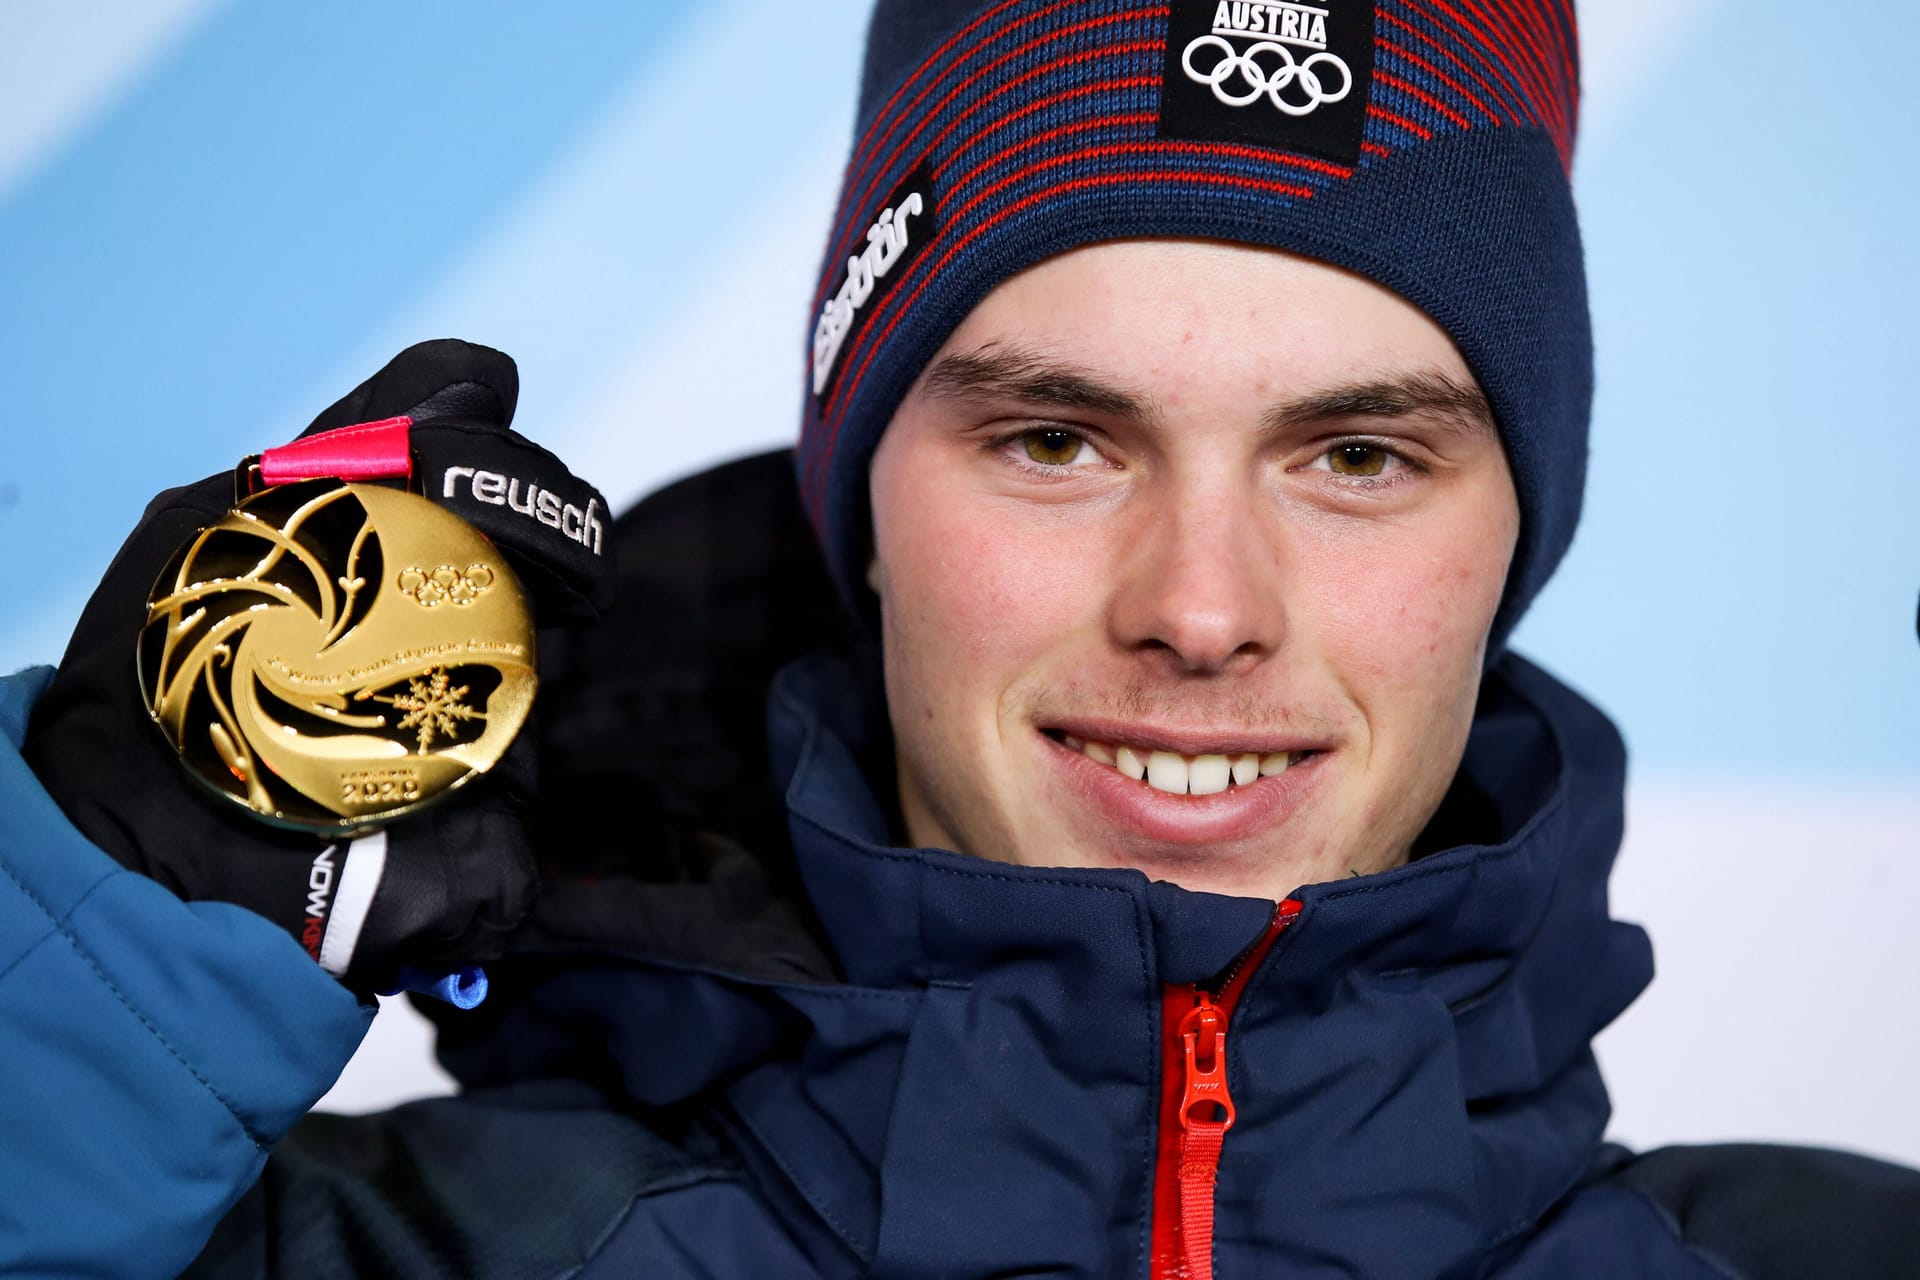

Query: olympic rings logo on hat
left=1181, top=35, right=1353, bottom=116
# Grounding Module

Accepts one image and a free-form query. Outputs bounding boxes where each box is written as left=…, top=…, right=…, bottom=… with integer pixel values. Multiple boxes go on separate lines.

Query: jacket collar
left=767, top=648, right=1280, bottom=993
left=735, top=647, right=1653, bottom=1276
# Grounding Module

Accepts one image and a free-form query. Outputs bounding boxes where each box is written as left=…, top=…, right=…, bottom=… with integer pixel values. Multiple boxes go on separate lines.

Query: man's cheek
left=1315, top=542, right=1499, bottom=700
left=899, top=508, right=1091, bottom=668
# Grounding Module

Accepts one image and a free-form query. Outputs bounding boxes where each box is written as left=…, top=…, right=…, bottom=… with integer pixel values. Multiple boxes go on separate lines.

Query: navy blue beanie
left=797, top=0, right=1591, bottom=651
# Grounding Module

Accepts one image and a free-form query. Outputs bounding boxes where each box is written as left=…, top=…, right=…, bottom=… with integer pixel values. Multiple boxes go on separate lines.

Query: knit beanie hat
left=797, top=0, right=1589, bottom=650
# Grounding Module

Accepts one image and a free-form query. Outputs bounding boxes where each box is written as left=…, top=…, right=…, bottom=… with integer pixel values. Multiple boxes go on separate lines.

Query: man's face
left=867, top=240, right=1518, bottom=899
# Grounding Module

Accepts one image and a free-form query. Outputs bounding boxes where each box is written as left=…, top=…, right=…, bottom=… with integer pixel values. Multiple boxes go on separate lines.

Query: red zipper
left=1148, top=898, right=1302, bottom=1280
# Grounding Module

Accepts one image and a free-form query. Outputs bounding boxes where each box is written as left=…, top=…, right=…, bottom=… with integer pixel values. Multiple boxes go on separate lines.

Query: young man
left=2, top=2, right=1915, bottom=1277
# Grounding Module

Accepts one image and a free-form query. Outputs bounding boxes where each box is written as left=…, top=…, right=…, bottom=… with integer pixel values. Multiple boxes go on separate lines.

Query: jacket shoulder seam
left=1610, top=1182, right=1750, bottom=1280
left=729, top=1099, right=867, bottom=1261
left=545, top=1165, right=746, bottom=1280
left=0, top=859, right=114, bottom=985
left=0, top=858, right=269, bottom=1148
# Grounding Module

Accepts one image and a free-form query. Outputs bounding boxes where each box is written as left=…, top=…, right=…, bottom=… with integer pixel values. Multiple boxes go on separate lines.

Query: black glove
left=23, top=339, right=612, bottom=998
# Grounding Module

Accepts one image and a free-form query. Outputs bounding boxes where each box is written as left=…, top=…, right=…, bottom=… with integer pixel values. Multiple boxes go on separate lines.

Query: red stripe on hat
left=816, top=4, right=1169, bottom=316
left=1376, top=72, right=1474, bottom=132
left=1552, top=5, right=1582, bottom=141
left=955, top=141, right=1326, bottom=212
left=932, top=74, right=1163, bottom=182
left=1380, top=11, right=1522, bottom=129
left=1429, top=0, right=1559, bottom=134
left=1377, top=37, right=1497, bottom=126
left=818, top=0, right=1098, bottom=313
left=1443, top=0, right=1570, bottom=157
left=1533, top=0, right=1584, bottom=146
left=922, top=37, right=1162, bottom=173
left=1496, top=0, right=1576, bottom=151
left=837, top=0, right=1043, bottom=222
left=1402, top=0, right=1555, bottom=140
left=945, top=110, right=1159, bottom=193
left=1367, top=104, right=1436, bottom=142
left=1142, top=141, right=1353, bottom=182
left=944, top=108, right=1352, bottom=198
left=1513, top=0, right=1579, bottom=109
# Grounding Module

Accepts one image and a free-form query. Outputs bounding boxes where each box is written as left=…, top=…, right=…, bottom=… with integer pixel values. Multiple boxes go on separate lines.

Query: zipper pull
left=1179, top=994, right=1235, bottom=1131
left=1153, top=900, right=1303, bottom=1280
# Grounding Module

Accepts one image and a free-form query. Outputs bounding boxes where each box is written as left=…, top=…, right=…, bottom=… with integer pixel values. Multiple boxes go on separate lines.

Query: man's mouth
left=1043, top=730, right=1318, bottom=797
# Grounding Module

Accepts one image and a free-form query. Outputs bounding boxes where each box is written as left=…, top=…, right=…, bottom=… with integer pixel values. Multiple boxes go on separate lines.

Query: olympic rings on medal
left=1181, top=36, right=1354, bottom=117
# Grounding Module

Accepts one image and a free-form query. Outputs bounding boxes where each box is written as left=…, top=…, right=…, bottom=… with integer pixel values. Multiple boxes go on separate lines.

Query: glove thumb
left=301, top=339, right=520, bottom=438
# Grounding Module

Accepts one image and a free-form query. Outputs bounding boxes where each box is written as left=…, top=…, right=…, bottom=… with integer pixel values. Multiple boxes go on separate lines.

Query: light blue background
left=2, top=0, right=1915, bottom=785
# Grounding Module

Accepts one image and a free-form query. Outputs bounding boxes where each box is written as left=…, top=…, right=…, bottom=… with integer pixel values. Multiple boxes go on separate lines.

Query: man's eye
left=1020, top=429, right=1095, bottom=467
left=1327, top=444, right=1392, bottom=477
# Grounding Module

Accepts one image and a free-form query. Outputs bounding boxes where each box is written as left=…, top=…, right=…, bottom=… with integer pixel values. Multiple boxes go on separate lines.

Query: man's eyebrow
left=916, top=344, right=1159, bottom=422
left=1261, top=371, right=1497, bottom=438
left=917, top=347, right=1495, bottom=439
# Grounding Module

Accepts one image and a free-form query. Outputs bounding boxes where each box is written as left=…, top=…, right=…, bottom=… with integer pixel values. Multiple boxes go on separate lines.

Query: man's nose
left=1106, top=478, right=1288, bottom=674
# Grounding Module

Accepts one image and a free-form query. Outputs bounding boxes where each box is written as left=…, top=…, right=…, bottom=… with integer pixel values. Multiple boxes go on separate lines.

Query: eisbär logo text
left=813, top=165, right=937, bottom=401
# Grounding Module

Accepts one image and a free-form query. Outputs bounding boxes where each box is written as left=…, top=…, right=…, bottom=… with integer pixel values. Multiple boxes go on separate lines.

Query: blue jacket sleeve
left=0, top=667, right=374, bottom=1280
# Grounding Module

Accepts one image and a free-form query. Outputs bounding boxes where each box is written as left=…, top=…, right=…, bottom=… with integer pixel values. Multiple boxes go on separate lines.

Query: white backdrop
left=2, top=0, right=1915, bottom=1167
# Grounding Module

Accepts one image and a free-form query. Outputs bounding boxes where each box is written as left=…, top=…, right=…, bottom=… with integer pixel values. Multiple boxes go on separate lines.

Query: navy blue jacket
left=3, top=452, right=1915, bottom=1279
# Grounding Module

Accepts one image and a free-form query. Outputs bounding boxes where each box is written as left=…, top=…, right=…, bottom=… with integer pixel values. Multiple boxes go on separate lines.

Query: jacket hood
left=440, top=626, right=1652, bottom=1277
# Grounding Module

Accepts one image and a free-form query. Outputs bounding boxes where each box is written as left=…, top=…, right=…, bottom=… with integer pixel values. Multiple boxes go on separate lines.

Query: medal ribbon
left=259, top=415, right=415, bottom=485
left=250, top=414, right=613, bottom=623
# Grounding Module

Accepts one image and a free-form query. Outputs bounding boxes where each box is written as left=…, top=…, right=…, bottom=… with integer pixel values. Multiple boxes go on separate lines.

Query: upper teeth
left=1062, top=736, right=1294, bottom=795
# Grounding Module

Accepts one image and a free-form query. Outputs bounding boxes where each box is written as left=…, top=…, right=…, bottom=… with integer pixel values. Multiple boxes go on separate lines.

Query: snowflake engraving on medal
left=371, top=668, right=484, bottom=753
left=137, top=478, right=536, bottom=832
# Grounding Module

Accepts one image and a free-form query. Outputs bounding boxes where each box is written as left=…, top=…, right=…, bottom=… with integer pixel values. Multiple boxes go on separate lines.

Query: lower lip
left=1041, top=733, right=1328, bottom=848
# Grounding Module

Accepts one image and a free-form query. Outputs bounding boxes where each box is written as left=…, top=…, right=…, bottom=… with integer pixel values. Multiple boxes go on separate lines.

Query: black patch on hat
left=1157, top=0, right=1375, bottom=165
left=812, top=163, right=938, bottom=405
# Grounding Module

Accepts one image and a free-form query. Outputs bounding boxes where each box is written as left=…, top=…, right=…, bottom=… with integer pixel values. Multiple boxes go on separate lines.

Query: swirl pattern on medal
left=138, top=479, right=535, bottom=830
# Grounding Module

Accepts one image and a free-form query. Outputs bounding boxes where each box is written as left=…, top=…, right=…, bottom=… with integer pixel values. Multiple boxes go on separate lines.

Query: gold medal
left=137, top=477, right=537, bottom=832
